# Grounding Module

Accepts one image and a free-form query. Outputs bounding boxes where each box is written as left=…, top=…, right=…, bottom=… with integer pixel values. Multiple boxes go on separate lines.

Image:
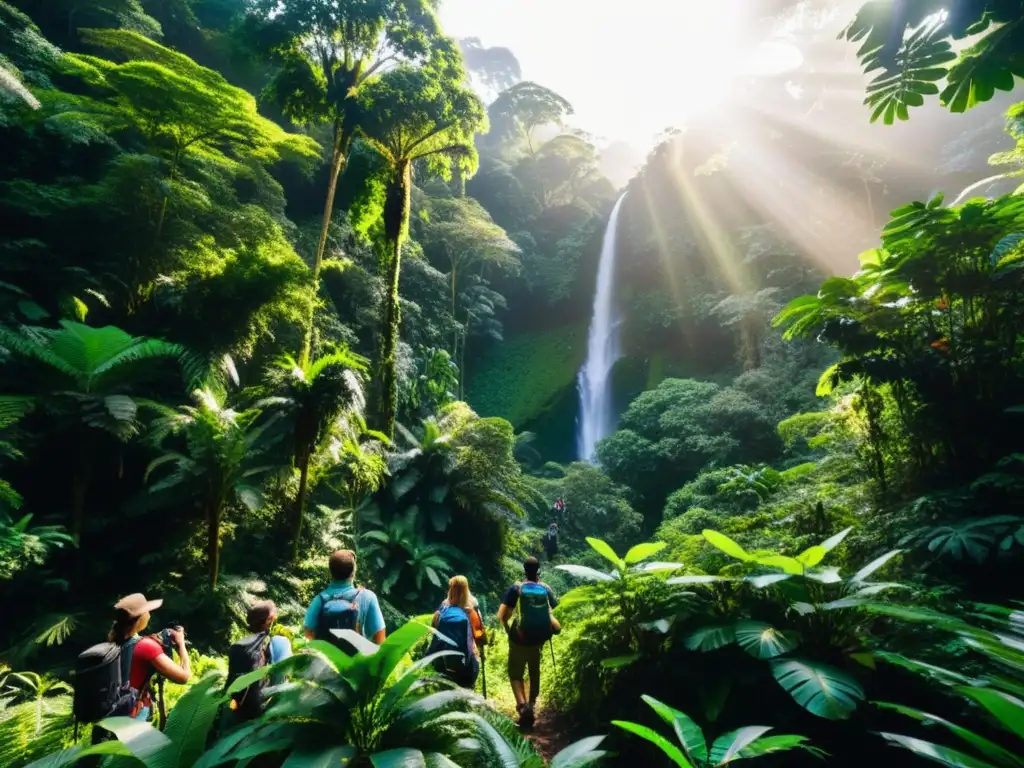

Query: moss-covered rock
left=465, top=324, right=586, bottom=427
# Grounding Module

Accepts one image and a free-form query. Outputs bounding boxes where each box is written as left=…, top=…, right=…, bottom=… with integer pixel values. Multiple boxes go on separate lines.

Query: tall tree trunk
left=301, top=123, right=350, bottom=366
left=377, top=158, right=412, bottom=438
left=207, top=502, right=221, bottom=588
left=291, top=456, right=311, bottom=562
left=450, top=266, right=458, bottom=355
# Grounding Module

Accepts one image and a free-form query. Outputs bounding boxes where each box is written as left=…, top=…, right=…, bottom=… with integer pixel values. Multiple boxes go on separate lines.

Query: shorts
left=507, top=641, right=542, bottom=682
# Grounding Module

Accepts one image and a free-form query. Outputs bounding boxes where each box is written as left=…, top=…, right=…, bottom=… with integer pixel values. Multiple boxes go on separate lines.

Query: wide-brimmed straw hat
left=113, top=593, right=163, bottom=618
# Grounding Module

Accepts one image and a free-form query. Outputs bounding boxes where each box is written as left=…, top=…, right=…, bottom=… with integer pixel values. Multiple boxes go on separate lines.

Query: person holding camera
left=106, top=593, right=191, bottom=721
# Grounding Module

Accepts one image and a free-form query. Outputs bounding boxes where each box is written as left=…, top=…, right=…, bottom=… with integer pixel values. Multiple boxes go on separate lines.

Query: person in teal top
left=303, top=549, right=386, bottom=644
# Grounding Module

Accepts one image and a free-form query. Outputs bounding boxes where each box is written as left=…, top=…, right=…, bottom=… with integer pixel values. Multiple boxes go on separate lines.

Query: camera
left=158, top=624, right=184, bottom=658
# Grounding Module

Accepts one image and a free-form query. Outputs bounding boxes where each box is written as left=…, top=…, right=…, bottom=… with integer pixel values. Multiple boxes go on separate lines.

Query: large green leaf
left=732, top=734, right=821, bottom=761
left=686, top=626, right=736, bottom=652
left=550, top=736, right=608, bottom=768
left=770, top=659, right=864, bottom=720
left=754, top=555, right=804, bottom=575
left=556, top=564, right=615, bottom=582
left=624, top=541, right=667, bottom=564
left=734, top=622, right=799, bottom=659
left=875, top=702, right=1019, bottom=767
left=957, top=687, right=1024, bottom=736
left=612, top=720, right=693, bottom=767
left=702, top=530, right=751, bottom=561
left=586, top=537, right=624, bottom=568
left=795, top=527, right=852, bottom=567
left=878, top=733, right=996, bottom=768
left=708, top=726, right=772, bottom=765
left=24, top=741, right=133, bottom=768
left=94, top=717, right=170, bottom=762
left=642, top=695, right=706, bottom=766
left=157, top=673, right=226, bottom=768
left=850, top=550, right=903, bottom=583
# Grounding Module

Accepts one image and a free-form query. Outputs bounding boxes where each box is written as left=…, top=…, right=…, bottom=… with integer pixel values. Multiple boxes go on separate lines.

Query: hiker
left=543, top=523, right=559, bottom=560
left=75, top=593, right=191, bottom=752
left=303, top=549, right=386, bottom=649
left=428, top=575, right=485, bottom=688
left=224, top=600, right=292, bottom=723
left=497, top=557, right=561, bottom=730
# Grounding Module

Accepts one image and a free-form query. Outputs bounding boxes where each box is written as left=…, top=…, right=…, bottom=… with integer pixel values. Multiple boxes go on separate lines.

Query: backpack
left=316, top=586, right=363, bottom=651
left=428, top=605, right=475, bottom=674
left=544, top=528, right=559, bottom=554
left=515, top=582, right=553, bottom=646
left=73, top=636, right=142, bottom=724
left=225, top=632, right=271, bottom=722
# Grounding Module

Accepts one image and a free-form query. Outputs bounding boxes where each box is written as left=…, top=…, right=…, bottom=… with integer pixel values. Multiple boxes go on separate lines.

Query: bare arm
left=371, top=629, right=386, bottom=644
left=431, top=611, right=440, bottom=628
left=304, top=628, right=315, bottom=641
left=151, top=635, right=190, bottom=684
left=497, top=603, right=512, bottom=633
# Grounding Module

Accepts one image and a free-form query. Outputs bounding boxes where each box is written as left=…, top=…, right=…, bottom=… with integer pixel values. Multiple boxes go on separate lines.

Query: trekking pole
left=548, top=637, right=556, bottom=667
left=157, top=677, right=167, bottom=731
left=479, top=596, right=488, bottom=699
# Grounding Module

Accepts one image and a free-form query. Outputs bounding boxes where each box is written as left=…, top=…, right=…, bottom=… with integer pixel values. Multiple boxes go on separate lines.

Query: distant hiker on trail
left=497, top=556, right=561, bottom=730
left=428, top=575, right=486, bottom=688
left=224, top=600, right=292, bottom=723
left=543, top=523, right=559, bottom=560
left=75, top=593, right=191, bottom=756
left=304, top=549, right=386, bottom=650
left=553, top=497, right=566, bottom=515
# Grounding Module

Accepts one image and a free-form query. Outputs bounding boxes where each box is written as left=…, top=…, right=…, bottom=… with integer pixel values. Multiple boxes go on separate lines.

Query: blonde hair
left=446, top=575, right=473, bottom=610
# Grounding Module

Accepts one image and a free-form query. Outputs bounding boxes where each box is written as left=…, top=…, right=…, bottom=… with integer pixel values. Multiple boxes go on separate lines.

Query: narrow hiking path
left=523, top=709, right=575, bottom=762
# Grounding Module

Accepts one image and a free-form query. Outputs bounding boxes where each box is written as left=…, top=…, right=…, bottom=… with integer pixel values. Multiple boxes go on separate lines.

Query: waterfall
left=577, top=192, right=627, bottom=462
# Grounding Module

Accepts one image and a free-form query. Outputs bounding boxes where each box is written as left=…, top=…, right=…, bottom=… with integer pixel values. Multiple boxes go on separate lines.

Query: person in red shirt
left=108, top=593, right=192, bottom=722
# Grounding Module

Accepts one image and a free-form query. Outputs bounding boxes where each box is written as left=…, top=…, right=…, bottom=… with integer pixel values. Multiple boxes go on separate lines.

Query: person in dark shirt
left=497, top=557, right=560, bottom=729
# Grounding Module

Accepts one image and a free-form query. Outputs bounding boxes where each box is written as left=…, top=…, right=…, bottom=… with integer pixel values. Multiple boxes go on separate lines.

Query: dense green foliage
left=3, top=0, right=1024, bottom=767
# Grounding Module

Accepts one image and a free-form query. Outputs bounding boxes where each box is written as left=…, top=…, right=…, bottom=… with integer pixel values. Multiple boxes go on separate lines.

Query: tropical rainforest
left=2, top=0, right=1024, bottom=766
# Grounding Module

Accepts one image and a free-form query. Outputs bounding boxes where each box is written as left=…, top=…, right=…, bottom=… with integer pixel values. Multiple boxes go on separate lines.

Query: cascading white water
left=577, top=192, right=627, bottom=462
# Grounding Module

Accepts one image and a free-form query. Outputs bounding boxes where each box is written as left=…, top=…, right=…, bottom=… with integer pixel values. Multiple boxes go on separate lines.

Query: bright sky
left=439, top=0, right=804, bottom=150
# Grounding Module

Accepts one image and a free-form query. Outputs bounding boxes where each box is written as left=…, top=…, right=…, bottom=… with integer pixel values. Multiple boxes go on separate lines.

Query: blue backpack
left=515, top=582, right=553, bottom=646
left=316, top=587, right=363, bottom=651
left=430, top=605, right=474, bottom=670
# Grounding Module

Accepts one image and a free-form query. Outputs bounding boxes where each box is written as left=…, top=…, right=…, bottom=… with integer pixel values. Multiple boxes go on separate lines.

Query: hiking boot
left=517, top=702, right=534, bottom=730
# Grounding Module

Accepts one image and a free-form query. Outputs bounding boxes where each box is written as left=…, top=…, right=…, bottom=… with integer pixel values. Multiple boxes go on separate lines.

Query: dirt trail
left=523, top=708, right=575, bottom=762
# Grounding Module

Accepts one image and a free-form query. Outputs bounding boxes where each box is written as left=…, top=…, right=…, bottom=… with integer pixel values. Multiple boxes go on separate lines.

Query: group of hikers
left=74, top=549, right=561, bottom=745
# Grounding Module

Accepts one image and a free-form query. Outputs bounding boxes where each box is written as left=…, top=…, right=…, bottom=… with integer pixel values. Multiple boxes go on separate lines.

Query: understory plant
left=613, top=694, right=822, bottom=766
left=670, top=528, right=906, bottom=720
left=864, top=602, right=1024, bottom=767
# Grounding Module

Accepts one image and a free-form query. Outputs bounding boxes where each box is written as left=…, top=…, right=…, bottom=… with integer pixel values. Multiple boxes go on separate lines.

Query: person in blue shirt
left=304, top=549, right=386, bottom=644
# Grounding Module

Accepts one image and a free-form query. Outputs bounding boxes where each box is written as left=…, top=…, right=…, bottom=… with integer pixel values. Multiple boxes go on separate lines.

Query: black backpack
left=73, top=637, right=141, bottom=724
left=225, top=632, right=271, bottom=722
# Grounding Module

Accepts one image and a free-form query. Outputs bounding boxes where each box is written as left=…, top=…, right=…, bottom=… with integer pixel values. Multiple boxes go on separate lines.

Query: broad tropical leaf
left=624, top=542, right=667, bottom=564
left=549, top=735, right=609, bottom=768
left=734, top=622, right=799, bottom=659
left=702, top=530, right=751, bottom=561
left=770, top=659, right=864, bottom=719
left=686, top=626, right=736, bottom=652
left=556, top=565, right=616, bottom=582
left=875, top=702, right=1020, bottom=767
left=642, top=695, right=707, bottom=766
left=586, top=537, right=624, bottom=569
left=878, top=733, right=996, bottom=768
left=611, top=720, right=693, bottom=767
left=708, top=726, right=772, bottom=764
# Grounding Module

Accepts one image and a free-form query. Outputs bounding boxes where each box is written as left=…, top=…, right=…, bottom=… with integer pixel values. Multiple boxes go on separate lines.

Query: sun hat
left=113, top=593, right=163, bottom=617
